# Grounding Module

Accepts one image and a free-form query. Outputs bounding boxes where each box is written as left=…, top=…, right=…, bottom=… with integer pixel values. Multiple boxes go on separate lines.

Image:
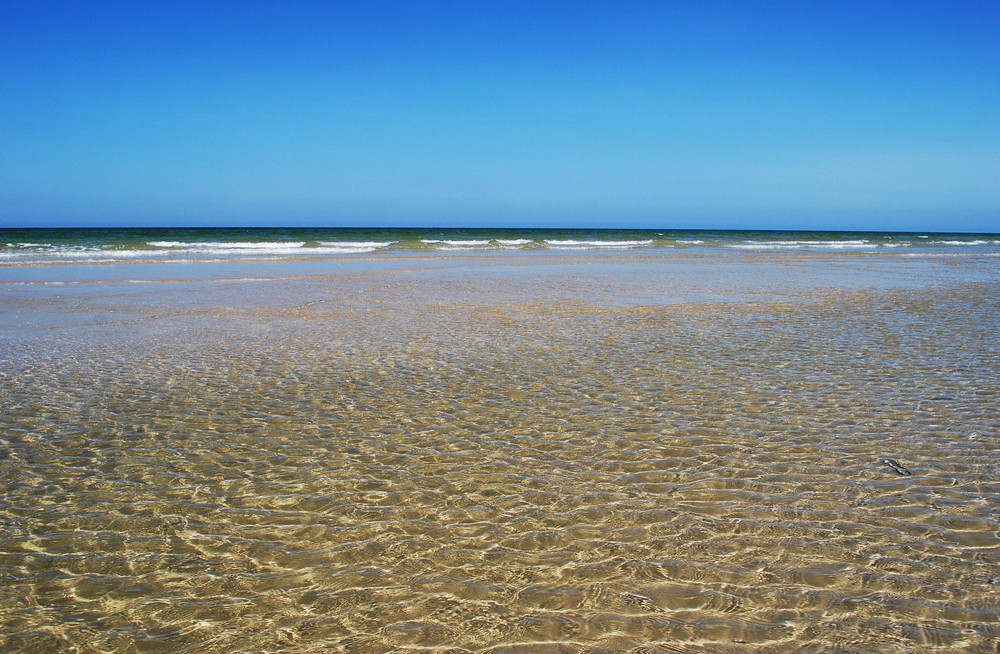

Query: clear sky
left=1, top=1, right=998, bottom=231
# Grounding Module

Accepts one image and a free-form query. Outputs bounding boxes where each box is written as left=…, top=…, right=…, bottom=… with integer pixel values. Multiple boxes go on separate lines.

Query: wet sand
left=1, top=251, right=999, bottom=652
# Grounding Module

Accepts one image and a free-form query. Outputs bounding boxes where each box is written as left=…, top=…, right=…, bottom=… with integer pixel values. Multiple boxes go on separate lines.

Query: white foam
left=726, top=240, right=876, bottom=250
left=421, top=239, right=492, bottom=246
left=146, top=240, right=394, bottom=256
left=902, top=251, right=1000, bottom=258
left=676, top=239, right=705, bottom=245
left=149, top=241, right=306, bottom=249
left=496, top=239, right=533, bottom=246
left=22, top=247, right=152, bottom=259
left=0, top=242, right=390, bottom=262
left=545, top=239, right=654, bottom=248
left=317, top=241, right=395, bottom=249
left=932, top=240, right=990, bottom=246
left=305, top=245, right=381, bottom=254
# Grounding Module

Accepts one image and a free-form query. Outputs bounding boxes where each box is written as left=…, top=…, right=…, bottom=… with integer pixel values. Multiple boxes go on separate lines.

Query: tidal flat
left=2, top=250, right=999, bottom=652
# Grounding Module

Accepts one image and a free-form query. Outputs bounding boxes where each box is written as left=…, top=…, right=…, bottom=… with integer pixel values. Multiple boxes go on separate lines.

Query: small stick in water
left=882, top=458, right=911, bottom=475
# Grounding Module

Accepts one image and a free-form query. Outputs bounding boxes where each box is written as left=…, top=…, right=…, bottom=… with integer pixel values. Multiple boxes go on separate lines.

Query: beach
left=2, top=240, right=999, bottom=652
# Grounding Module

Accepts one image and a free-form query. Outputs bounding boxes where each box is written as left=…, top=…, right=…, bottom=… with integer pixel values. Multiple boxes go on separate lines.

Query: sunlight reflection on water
left=1, top=253, right=999, bottom=652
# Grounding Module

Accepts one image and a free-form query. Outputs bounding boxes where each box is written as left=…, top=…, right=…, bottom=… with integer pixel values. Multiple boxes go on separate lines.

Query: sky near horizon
left=1, top=1, right=998, bottom=231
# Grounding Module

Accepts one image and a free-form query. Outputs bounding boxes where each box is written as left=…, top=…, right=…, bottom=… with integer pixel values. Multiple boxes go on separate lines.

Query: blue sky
left=1, top=1, right=998, bottom=230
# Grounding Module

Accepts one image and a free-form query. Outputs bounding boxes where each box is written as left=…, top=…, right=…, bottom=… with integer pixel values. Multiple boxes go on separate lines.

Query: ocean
left=2, top=227, right=1000, bottom=263
left=1, top=228, right=999, bottom=652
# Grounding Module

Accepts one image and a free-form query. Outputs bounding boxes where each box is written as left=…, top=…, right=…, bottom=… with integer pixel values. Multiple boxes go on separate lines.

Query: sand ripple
left=1, top=278, right=999, bottom=652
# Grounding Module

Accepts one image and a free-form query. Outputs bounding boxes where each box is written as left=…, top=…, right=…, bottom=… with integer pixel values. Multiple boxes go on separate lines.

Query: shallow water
left=1, top=253, right=999, bottom=652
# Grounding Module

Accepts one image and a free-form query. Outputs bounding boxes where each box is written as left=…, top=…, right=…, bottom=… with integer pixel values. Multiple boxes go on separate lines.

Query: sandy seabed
left=2, top=251, right=999, bottom=652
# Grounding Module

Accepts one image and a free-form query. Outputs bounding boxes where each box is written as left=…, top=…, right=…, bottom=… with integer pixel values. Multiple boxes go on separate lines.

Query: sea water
left=1, top=229, right=999, bottom=652
left=2, top=227, right=1000, bottom=264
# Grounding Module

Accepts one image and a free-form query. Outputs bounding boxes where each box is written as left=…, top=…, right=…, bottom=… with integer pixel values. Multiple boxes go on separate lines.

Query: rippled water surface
left=2, top=252, right=999, bottom=652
